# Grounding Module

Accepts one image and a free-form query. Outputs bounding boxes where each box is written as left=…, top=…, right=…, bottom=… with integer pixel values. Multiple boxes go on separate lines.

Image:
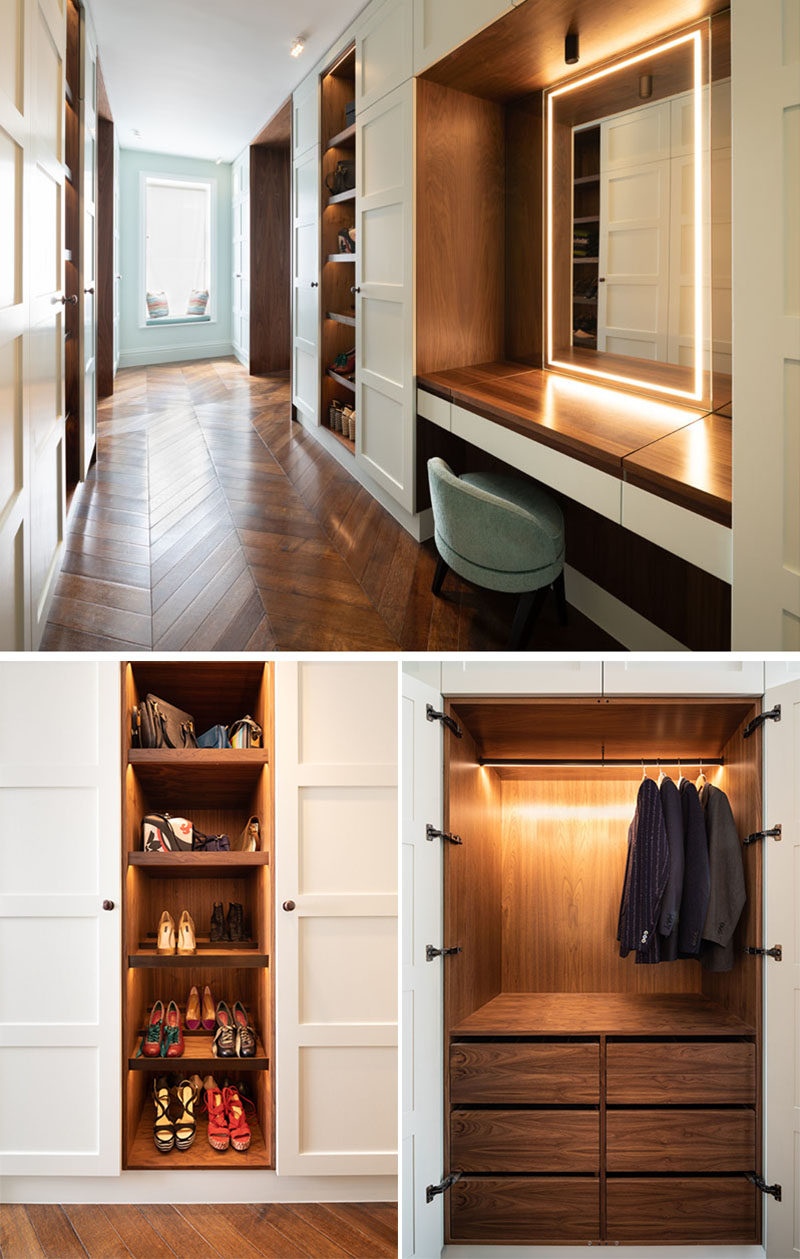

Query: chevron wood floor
left=41, top=358, right=619, bottom=651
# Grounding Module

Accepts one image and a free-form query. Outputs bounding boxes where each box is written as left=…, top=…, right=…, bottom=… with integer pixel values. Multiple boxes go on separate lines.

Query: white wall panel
left=299, top=786, right=396, bottom=894
left=299, top=1046, right=397, bottom=1154
left=298, top=661, right=397, bottom=765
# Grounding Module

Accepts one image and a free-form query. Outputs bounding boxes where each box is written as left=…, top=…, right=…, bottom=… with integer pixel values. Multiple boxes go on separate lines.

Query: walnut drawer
left=606, top=1177, right=757, bottom=1243
left=450, top=1107, right=599, bottom=1173
left=450, top=1175, right=600, bottom=1242
left=606, top=1108, right=756, bottom=1172
left=450, top=1040, right=599, bottom=1104
left=606, top=1040, right=755, bottom=1104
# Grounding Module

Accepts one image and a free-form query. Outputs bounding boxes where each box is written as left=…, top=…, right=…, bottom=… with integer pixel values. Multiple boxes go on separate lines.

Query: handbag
left=325, top=159, right=355, bottom=195
left=132, top=694, right=198, bottom=749
left=237, top=816, right=261, bottom=852
left=142, top=813, right=194, bottom=852
left=192, top=830, right=231, bottom=852
left=228, top=716, right=262, bottom=749
left=197, top=724, right=232, bottom=749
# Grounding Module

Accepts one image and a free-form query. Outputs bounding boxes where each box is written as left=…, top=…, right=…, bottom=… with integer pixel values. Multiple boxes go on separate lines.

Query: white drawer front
left=417, top=387, right=451, bottom=430
left=621, top=481, right=732, bottom=583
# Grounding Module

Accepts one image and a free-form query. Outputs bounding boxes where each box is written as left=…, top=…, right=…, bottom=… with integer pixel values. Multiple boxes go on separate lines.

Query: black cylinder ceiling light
left=565, top=30, right=580, bottom=65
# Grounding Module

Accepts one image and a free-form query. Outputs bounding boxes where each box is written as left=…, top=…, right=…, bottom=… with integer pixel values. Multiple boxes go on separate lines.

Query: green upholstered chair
left=427, top=457, right=567, bottom=649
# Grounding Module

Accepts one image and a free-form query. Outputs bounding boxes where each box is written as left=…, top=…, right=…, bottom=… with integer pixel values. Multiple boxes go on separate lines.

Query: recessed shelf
left=326, top=253, right=356, bottom=263
left=573, top=256, right=599, bottom=264
left=129, top=1024, right=268, bottom=1071
left=325, top=122, right=356, bottom=151
left=574, top=215, right=599, bottom=224
left=451, top=992, right=756, bottom=1038
left=572, top=296, right=597, bottom=306
left=127, top=749, right=267, bottom=804
left=127, top=1108, right=270, bottom=1170
left=129, top=948, right=269, bottom=969
left=326, top=368, right=355, bottom=392
left=327, top=187, right=356, bottom=205
left=128, top=851, right=269, bottom=877
left=327, top=311, right=356, bottom=327
left=574, top=173, right=600, bottom=185
left=327, top=426, right=355, bottom=454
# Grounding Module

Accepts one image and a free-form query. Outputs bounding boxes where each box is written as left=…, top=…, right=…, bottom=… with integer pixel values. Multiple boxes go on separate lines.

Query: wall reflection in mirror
left=546, top=22, right=731, bottom=409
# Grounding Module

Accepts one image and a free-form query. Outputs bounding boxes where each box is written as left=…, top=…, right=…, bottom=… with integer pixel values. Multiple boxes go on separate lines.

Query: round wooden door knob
left=102, top=899, right=115, bottom=910
left=282, top=900, right=296, bottom=911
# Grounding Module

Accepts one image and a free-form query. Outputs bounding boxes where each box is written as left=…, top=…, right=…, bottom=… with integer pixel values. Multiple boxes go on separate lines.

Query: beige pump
left=156, top=910, right=175, bottom=955
left=177, top=909, right=196, bottom=955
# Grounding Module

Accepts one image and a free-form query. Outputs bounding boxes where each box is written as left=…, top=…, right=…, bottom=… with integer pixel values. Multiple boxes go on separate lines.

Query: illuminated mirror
left=545, top=25, right=725, bottom=409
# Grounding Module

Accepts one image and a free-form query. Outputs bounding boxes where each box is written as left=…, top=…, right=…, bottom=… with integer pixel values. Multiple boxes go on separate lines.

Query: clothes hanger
left=677, top=758, right=684, bottom=784
left=641, top=759, right=647, bottom=780
left=657, top=757, right=666, bottom=788
left=695, top=759, right=707, bottom=791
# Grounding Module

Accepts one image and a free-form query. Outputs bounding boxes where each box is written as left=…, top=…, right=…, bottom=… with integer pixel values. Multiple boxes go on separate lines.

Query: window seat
left=417, top=360, right=732, bottom=584
left=145, top=314, right=211, bottom=327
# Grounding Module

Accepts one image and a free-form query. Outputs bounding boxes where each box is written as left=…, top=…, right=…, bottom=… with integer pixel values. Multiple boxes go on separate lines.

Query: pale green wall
left=118, top=149, right=232, bottom=368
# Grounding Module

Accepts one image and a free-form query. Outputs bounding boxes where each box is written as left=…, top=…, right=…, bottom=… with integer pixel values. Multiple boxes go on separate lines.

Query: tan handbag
left=237, top=816, right=261, bottom=852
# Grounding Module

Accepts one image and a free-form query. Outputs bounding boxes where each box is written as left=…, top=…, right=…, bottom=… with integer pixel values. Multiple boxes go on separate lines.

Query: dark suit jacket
left=677, top=778, right=710, bottom=956
left=698, top=782, right=746, bottom=972
left=618, top=776, right=669, bottom=964
left=658, top=775, right=685, bottom=960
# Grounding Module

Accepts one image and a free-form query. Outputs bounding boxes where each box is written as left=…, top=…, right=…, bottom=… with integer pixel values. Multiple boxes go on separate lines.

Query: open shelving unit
left=572, top=125, right=601, bottom=350
left=121, top=662, right=275, bottom=1171
left=320, top=42, right=357, bottom=454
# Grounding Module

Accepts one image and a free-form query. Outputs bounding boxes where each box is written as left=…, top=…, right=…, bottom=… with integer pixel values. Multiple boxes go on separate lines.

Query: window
left=143, top=176, right=213, bottom=323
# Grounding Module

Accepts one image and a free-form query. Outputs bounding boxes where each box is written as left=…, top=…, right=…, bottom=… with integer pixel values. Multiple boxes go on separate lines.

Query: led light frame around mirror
left=545, top=27, right=706, bottom=405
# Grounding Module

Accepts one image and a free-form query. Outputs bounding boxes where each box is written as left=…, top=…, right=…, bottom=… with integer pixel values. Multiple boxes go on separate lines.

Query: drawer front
left=450, top=1040, right=599, bottom=1104
left=451, top=1108, right=599, bottom=1173
left=450, top=1175, right=600, bottom=1242
left=607, top=1177, right=757, bottom=1243
left=606, top=1108, right=756, bottom=1172
left=606, top=1040, right=756, bottom=1104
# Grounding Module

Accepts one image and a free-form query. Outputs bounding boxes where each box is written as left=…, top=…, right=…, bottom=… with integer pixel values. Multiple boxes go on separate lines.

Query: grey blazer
left=699, top=782, right=746, bottom=972
left=618, top=776, right=669, bottom=964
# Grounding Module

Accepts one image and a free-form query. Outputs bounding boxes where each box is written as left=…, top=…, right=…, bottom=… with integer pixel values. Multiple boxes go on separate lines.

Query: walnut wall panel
left=250, top=144, right=291, bottom=375
left=96, top=115, right=114, bottom=399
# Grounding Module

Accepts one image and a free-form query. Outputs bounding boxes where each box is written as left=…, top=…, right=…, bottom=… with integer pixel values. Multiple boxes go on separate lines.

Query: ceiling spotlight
left=565, top=31, right=579, bottom=65
left=639, top=73, right=653, bottom=99
left=290, top=35, right=306, bottom=58
left=132, top=128, right=141, bottom=138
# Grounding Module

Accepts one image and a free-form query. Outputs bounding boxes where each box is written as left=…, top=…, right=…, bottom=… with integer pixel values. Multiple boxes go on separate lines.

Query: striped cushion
left=187, top=288, right=209, bottom=316
left=146, top=290, right=169, bottom=318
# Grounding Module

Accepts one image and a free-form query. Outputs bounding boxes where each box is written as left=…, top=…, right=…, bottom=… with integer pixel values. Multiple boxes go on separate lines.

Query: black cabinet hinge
left=746, top=1172, right=782, bottom=1202
left=426, top=1171, right=462, bottom=1204
left=744, top=825, right=782, bottom=845
left=426, top=944, right=462, bottom=961
left=743, top=705, right=781, bottom=739
left=744, top=944, right=782, bottom=961
left=426, top=704, right=462, bottom=738
left=426, top=823, right=462, bottom=845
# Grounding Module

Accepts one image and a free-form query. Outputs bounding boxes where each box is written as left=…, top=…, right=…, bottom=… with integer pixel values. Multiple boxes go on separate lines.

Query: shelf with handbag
left=121, top=661, right=275, bottom=1171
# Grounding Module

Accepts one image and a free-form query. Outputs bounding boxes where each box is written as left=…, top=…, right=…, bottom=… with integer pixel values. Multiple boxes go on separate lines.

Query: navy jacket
left=658, top=775, right=685, bottom=960
left=677, top=778, right=710, bottom=956
left=618, top=777, right=669, bottom=964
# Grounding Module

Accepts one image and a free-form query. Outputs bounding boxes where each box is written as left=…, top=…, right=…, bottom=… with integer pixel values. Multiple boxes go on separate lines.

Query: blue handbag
left=197, top=724, right=232, bottom=749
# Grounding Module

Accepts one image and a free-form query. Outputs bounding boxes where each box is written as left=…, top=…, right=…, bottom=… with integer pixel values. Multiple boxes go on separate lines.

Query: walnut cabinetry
left=442, top=695, right=763, bottom=1246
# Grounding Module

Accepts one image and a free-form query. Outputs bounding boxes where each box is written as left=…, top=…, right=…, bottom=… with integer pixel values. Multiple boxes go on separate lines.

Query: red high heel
left=223, top=1083, right=255, bottom=1152
left=142, top=1000, right=164, bottom=1057
left=162, top=999, right=184, bottom=1057
left=203, top=1075, right=229, bottom=1151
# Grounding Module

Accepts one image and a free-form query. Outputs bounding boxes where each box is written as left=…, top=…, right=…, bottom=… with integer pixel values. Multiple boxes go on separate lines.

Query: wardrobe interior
left=121, top=662, right=274, bottom=1170
left=442, top=695, right=763, bottom=1246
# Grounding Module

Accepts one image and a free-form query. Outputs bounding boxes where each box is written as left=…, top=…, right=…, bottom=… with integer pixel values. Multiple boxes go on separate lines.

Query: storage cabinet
left=439, top=694, right=763, bottom=1246
left=231, top=149, right=250, bottom=367
left=121, top=662, right=274, bottom=1170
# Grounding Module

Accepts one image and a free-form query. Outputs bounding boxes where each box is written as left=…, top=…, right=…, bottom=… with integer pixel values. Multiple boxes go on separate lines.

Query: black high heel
left=152, top=1075, right=175, bottom=1153
left=174, top=1078, right=198, bottom=1151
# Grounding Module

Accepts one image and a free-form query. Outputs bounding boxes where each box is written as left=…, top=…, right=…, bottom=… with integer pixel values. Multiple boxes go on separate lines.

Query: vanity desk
left=417, top=361, right=732, bottom=592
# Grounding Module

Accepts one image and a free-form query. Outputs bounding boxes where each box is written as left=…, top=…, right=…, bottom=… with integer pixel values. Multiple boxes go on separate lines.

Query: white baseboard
left=232, top=344, right=249, bottom=369
left=445, top=1247, right=764, bottom=1259
left=565, top=564, right=688, bottom=650
left=118, top=340, right=234, bottom=369
left=1, top=1172, right=397, bottom=1204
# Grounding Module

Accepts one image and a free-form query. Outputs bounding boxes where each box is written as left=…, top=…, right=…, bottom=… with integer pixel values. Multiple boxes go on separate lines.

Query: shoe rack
left=121, top=662, right=274, bottom=1170
left=320, top=42, right=357, bottom=454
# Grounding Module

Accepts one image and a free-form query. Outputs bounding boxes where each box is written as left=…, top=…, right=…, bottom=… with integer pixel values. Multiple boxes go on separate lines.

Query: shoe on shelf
left=201, top=984, right=216, bottom=1031
left=185, top=985, right=201, bottom=1031
left=177, top=909, right=196, bottom=955
left=174, top=1078, right=198, bottom=1151
left=152, top=1075, right=175, bottom=1153
left=212, top=1000, right=237, bottom=1058
left=142, top=1000, right=165, bottom=1057
left=210, top=902, right=227, bottom=943
left=232, top=1001, right=256, bottom=1058
left=161, top=999, right=185, bottom=1058
left=226, top=902, right=246, bottom=943
left=223, top=1082, right=255, bottom=1152
left=156, top=910, right=175, bottom=955
left=202, top=1074, right=229, bottom=1152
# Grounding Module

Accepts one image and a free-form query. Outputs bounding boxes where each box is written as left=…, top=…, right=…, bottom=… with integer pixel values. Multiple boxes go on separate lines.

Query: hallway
left=41, top=358, right=617, bottom=652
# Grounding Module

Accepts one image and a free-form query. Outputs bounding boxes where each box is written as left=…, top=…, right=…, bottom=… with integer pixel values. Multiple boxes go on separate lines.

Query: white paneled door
left=292, top=145, right=320, bottom=425
left=602, top=659, right=765, bottom=696
left=356, top=0, right=413, bottom=116
left=401, top=673, right=445, bottom=1259
left=355, top=79, right=414, bottom=512
left=763, top=676, right=800, bottom=1257
left=79, top=5, right=97, bottom=478
left=0, top=661, right=121, bottom=1176
left=112, top=128, right=119, bottom=374
left=231, top=150, right=249, bottom=367
left=0, top=0, right=29, bottom=649
left=28, top=0, right=66, bottom=649
left=275, top=661, right=398, bottom=1176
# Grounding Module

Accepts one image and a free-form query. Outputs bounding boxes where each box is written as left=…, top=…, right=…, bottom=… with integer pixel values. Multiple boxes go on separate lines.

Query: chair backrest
left=427, top=457, right=551, bottom=571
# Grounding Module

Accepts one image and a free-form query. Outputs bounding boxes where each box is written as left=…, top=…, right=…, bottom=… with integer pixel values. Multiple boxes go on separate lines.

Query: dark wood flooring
left=0, top=1202, right=397, bottom=1259
left=41, top=358, right=618, bottom=651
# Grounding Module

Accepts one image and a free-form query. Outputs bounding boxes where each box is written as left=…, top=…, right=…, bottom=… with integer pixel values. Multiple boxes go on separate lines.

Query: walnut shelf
left=127, top=1109, right=270, bottom=1170
left=327, top=367, right=356, bottom=392
left=326, top=253, right=356, bottom=263
left=452, top=992, right=756, bottom=1038
left=128, top=852, right=269, bottom=876
left=325, top=122, right=356, bottom=150
left=129, top=1031, right=268, bottom=1071
left=327, top=187, right=356, bottom=205
left=327, top=311, right=356, bottom=327
left=129, top=948, right=269, bottom=969
left=327, top=426, right=356, bottom=454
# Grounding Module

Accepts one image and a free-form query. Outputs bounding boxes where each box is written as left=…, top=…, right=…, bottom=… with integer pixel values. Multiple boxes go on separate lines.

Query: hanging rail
left=478, top=757, right=724, bottom=768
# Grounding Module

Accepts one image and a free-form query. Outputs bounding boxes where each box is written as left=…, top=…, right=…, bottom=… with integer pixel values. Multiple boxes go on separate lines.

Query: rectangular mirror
left=545, top=24, right=727, bottom=410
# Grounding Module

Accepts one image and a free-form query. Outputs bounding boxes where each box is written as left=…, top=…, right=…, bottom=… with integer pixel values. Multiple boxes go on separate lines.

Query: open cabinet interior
left=443, top=694, right=763, bottom=1245
left=121, top=662, right=275, bottom=1170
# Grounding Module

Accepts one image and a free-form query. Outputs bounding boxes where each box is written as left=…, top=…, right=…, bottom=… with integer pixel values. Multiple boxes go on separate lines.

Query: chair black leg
left=432, top=555, right=449, bottom=597
left=554, top=570, right=568, bottom=626
left=508, top=587, right=548, bottom=650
